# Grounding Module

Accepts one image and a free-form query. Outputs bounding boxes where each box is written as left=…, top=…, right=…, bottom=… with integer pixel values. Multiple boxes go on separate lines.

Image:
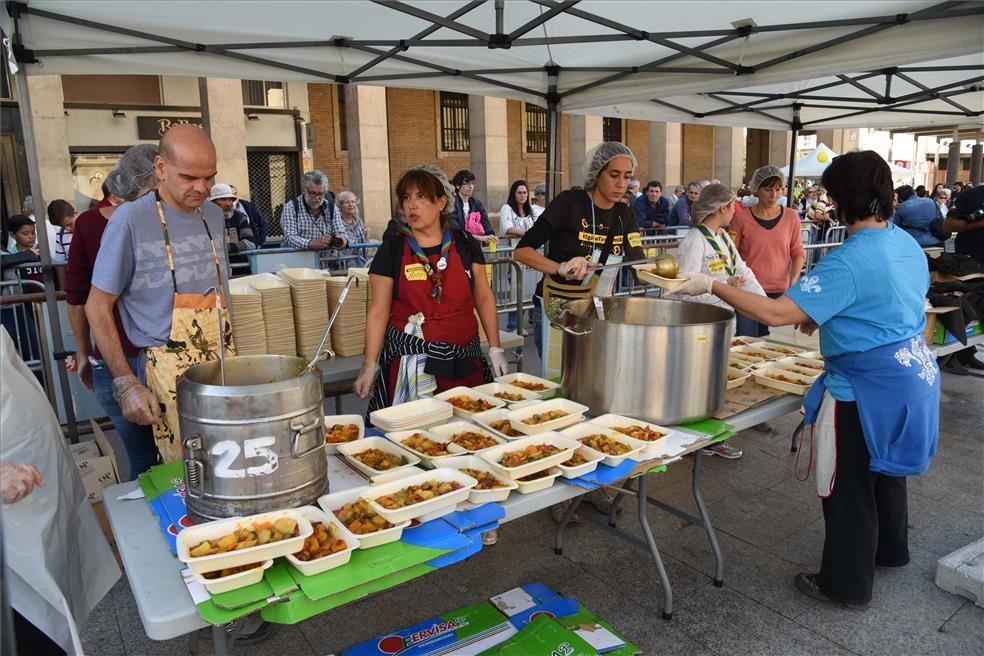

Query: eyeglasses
left=305, top=189, right=326, bottom=198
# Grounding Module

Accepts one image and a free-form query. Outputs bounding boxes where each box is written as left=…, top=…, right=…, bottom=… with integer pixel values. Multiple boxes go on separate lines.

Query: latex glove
left=488, top=347, right=509, bottom=377
left=668, top=272, right=714, bottom=297
left=1, top=462, right=44, bottom=504
left=77, top=357, right=93, bottom=390
left=113, top=375, right=161, bottom=425
left=557, top=256, right=590, bottom=281
left=353, top=362, right=379, bottom=399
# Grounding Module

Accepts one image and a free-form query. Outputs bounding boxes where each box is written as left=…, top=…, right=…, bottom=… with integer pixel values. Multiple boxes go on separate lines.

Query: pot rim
left=177, top=355, right=323, bottom=396
left=561, top=297, right=734, bottom=328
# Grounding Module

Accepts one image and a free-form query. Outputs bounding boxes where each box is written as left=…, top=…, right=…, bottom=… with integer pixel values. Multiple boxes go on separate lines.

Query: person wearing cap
left=729, top=165, right=806, bottom=337
left=675, top=184, right=767, bottom=460
left=229, top=184, right=269, bottom=247
left=209, top=183, right=256, bottom=253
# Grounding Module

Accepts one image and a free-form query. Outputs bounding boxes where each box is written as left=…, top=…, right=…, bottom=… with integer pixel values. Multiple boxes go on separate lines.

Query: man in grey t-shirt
left=87, top=124, right=229, bottom=428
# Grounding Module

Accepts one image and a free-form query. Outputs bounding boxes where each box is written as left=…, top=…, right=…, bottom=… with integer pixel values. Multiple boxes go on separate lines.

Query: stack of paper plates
left=278, top=268, right=330, bottom=361
left=369, top=397, right=454, bottom=432
left=349, top=268, right=371, bottom=305
left=227, top=282, right=267, bottom=356
left=237, top=273, right=297, bottom=357
left=325, top=275, right=368, bottom=357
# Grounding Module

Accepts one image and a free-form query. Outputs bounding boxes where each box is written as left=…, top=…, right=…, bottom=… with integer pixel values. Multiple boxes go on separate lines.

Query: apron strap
left=154, top=191, right=224, bottom=294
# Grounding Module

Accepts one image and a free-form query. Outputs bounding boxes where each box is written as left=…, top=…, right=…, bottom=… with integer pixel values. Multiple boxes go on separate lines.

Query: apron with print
left=145, top=198, right=236, bottom=463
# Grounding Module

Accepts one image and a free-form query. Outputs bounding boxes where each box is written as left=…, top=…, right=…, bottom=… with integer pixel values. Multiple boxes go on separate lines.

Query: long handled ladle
left=300, top=275, right=359, bottom=377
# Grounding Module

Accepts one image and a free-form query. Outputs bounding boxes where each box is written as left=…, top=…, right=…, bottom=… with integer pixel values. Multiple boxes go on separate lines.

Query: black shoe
left=957, top=354, right=984, bottom=370
left=794, top=572, right=868, bottom=610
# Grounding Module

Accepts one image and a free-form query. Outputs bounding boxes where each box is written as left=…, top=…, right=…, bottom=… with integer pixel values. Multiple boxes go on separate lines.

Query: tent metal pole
left=787, top=104, right=802, bottom=209
left=545, top=67, right=561, bottom=201
left=12, top=69, right=79, bottom=442
left=197, top=77, right=211, bottom=135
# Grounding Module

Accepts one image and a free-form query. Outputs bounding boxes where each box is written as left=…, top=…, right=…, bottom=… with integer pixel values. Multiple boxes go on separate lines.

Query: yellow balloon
left=817, top=150, right=829, bottom=163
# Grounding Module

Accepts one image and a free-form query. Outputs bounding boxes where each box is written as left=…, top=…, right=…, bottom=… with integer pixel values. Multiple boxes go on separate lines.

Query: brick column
left=648, top=121, right=682, bottom=186
left=713, top=127, right=745, bottom=188
left=345, top=84, right=391, bottom=240
left=567, top=115, right=603, bottom=190
left=468, top=96, right=509, bottom=230
left=204, top=78, right=250, bottom=197
left=26, top=76, right=74, bottom=207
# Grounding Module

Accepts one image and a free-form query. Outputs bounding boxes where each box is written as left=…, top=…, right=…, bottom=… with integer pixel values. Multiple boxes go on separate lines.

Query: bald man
left=87, top=125, right=232, bottom=466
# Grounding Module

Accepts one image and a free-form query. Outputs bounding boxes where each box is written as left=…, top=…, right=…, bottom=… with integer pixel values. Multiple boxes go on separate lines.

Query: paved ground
left=81, top=337, right=984, bottom=655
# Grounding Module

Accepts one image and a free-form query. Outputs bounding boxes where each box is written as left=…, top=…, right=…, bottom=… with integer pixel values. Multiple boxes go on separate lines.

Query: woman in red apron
left=354, top=164, right=508, bottom=413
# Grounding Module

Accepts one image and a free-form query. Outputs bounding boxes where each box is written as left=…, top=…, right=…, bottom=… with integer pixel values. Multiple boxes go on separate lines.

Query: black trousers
left=817, top=401, right=910, bottom=604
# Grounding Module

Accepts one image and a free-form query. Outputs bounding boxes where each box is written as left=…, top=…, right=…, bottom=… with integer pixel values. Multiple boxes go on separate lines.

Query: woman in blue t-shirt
left=671, top=151, right=940, bottom=609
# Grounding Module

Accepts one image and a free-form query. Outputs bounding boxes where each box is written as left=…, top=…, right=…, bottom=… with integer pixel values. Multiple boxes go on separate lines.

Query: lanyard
left=399, top=224, right=452, bottom=303
left=154, top=191, right=223, bottom=293
left=697, top=224, right=737, bottom=277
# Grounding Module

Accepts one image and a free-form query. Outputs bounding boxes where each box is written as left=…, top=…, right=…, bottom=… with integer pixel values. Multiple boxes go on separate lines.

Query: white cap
left=208, top=183, right=236, bottom=202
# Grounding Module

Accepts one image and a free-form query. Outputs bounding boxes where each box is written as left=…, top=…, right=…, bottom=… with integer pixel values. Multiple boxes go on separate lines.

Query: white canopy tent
left=780, top=144, right=841, bottom=178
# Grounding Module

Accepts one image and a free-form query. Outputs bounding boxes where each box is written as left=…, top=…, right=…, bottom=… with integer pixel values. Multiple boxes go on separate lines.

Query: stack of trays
left=279, top=268, right=330, bottom=360
left=326, top=275, right=367, bottom=357
left=348, top=268, right=371, bottom=305
left=227, top=281, right=267, bottom=356
left=369, top=397, right=454, bottom=432
left=237, top=273, right=296, bottom=357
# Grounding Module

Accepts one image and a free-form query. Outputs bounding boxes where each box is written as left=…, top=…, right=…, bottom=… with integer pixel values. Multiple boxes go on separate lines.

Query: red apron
left=384, top=238, right=485, bottom=400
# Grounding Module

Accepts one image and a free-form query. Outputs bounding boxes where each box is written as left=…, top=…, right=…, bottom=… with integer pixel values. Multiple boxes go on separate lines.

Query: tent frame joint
left=487, top=33, right=511, bottom=49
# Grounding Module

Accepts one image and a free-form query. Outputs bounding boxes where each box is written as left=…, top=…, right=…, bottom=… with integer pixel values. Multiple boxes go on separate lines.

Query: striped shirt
left=280, top=195, right=343, bottom=253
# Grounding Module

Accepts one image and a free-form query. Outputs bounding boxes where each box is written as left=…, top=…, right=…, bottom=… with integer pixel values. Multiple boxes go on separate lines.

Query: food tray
left=472, top=408, right=526, bottom=440
left=731, top=345, right=781, bottom=362
left=191, top=559, right=273, bottom=595
left=472, top=382, right=539, bottom=404
left=729, top=350, right=765, bottom=365
left=632, top=264, right=685, bottom=290
left=730, top=336, right=756, bottom=347
left=493, top=372, right=560, bottom=399
left=556, top=446, right=605, bottom=479
left=797, top=350, right=825, bottom=361
left=369, top=397, right=453, bottom=430
left=587, top=413, right=675, bottom=458
left=478, top=432, right=579, bottom=480
left=363, top=468, right=478, bottom=524
left=508, top=399, right=542, bottom=411
left=437, top=455, right=518, bottom=504
left=177, top=509, right=312, bottom=575
left=507, top=398, right=589, bottom=435
left=727, top=366, right=751, bottom=389
left=749, top=340, right=806, bottom=357
left=323, top=414, right=366, bottom=454
left=427, top=421, right=506, bottom=453
left=515, top=467, right=562, bottom=494
left=384, top=429, right=467, bottom=466
left=729, top=356, right=756, bottom=370
left=433, top=386, right=506, bottom=417
left=759, top=357, right=822, bottom=380
left=337, top=436, right=422, bottom=478
left=559, top=423, right=646, bottom=467
left=778, top=355, right=825, bottom=373
left=317, top=486, right=410, bottom=550
left=752, top=365, right=815, bottom=395
left=284, top=506, right=358, bottom=577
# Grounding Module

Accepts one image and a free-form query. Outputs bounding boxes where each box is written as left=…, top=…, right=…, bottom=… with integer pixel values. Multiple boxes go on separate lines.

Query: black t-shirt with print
left=516, top=189, right=644, bottom=294
left=369, top=229, right=485, bottom=298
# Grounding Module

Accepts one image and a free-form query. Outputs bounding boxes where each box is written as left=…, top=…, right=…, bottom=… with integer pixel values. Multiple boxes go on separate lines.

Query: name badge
left=627, top=232, right=642, bottom=248
left=708, top=258, right=726, bottom=274
left=404, top=263, right=428, bottom=281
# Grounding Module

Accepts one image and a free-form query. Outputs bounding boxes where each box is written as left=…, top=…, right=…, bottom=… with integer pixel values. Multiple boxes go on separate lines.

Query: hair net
left=411, top=163, right=455, bottom=199
left=582, top=142, right=637, bottom=189
left=692, top=183, right=736, bottom=223
left=105, top=144, right=158, bottom=200
left=750, top=165, right=785, bottom=192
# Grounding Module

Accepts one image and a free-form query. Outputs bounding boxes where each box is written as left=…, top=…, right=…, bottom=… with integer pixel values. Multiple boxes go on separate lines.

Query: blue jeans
left=531, top=297, right=543, bottom=357
left=735, top=291, right=784, bottom=337
left=91, top=357, right=159, bottom=481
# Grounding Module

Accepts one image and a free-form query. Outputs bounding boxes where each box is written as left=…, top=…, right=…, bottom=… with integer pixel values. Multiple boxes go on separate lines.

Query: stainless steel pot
left=557, top=297, right=733, bottom=425
left=176, top=355, right=328, bottom=522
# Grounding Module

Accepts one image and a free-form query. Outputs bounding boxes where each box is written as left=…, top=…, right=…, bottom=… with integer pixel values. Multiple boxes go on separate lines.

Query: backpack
left=464, top=211, right=485, bottom=236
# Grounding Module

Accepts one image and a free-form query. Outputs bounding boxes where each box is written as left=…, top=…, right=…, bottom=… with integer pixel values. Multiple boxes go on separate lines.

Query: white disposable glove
left=113, top=374, right=161, bottom=426
left=1, top=462, right=44, bottom=504
left=557, top=256, right=590, bottom=281
left=668, top=272, right=714, bottom=297
left=353, top=362, right=379, bottom=399
left=488, top=347, right=509, bottom=377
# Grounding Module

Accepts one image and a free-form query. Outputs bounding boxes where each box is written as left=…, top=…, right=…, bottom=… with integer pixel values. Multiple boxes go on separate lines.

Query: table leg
left=212, top=624, right=230, bottom=656
left=186, top=629, right=200, bottom=655
left=691, top=453, right=724, bottom=586
left=608, top=489, right=626, bottom=527
left=553, top=495, right=584, bottom=555
left=634, top=474, right=674, bottom=620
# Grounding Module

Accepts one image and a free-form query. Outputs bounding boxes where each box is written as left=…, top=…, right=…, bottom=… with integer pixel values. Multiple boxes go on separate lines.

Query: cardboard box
left=89, top=419, right=120, bottom=480
left=79, top=456, right=119, bottom=504
left=68, top=440, right=100, bottom=464
left=924, top=306, right=959, bottom=343
left=91, top=500, right=122, bottom=568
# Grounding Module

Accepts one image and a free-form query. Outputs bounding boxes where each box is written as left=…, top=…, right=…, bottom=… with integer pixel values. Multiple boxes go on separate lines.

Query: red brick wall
left=386, top=88, right=470, bottom=191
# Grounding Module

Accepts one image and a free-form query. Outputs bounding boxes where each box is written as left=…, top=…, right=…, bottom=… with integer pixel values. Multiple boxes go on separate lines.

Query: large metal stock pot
left=176, top=355, right=328, bottom=522
left=558, top=297, right=733, bottom=425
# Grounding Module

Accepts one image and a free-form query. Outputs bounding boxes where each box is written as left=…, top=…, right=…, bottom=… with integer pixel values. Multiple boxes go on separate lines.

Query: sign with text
left=137, top=116, right=203, bottom=139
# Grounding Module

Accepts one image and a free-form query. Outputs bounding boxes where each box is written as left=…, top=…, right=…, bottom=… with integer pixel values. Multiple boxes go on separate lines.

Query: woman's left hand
left=488, top=347, right=509, bottom=377
left=796, top=319, right=818, bottom=336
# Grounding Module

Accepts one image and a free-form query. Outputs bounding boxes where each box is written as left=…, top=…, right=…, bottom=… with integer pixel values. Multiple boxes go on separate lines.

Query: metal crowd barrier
left=0, top=278, right=45, bottom=375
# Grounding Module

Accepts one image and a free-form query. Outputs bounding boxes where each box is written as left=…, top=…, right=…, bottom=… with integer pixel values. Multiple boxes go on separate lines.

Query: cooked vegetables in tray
left=187, top=518, right=300, bottom=558
left=450, top=431, right=499, bottom=451
left=612, top=425, right=665, bottom=442
left=766, top=373, right=807, bottom=384
left=375, top=480, right=464, bottom=510
left=293, top=522, right=347, bottom=561
left=521, top=410, right=568, bottom=425
left=493, top=390, right=526, bottom=402
left=562, top=451, right=588, bottom=467
left=334, top=499, right=395, bottom=535
left=447, top=395, right=494, bottom=413
left=510, top=380, right=549, bottom=391
left=352, top=448, right=405, bottom=471
left=326, top=423, right=360, bottom=444
left=460, top=468, right=509, bottom=490
left=401, top=432, right=450, bottom=457
left=499, top=443, right=562, bottom=468
left=518, top=469, right=554, bottom=482
left=489, top=419, right=522, bottom=437
left=579, top=434, right=632, bottom=456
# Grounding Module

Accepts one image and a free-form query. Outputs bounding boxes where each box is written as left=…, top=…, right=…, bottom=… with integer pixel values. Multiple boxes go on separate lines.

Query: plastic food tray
left=427, top=421, right=506, bottom=453
left=471, top=408, right=526, bottom=440
left=556, top=446, right=604, bottom=479
left=363, top=468, right=478, bottom=524
left=731, top=345, right=781, bottom=362
left=727, top=366, right=751, bottom=389
left=752, top=365, right=814, bottom=395
left=758, top=358, right=822, bottom=381
left=478, top=432, right=579, bottom=480
left=587, top=413, right=676, bottom=458
left=749, top=340, right=806, bottom=357
left=284, top=506, right=358, bottom=576
left=369, top=397, right=453, bottom=430
left=507, top=398, right=589, bottom=435
left=384, top=429, right=467, bottom=466
left=730, top=336, right=756, bottom=347
left=508, top=399, right=542, bottom=411
left=323, top=415, right=366, bottom=454
left=729, top=350, right=765, bottom=365
left=632, top=264, right=685, bottom=290
left=191, top=559, right=273, bottom=595
left=797, top=351, right=825, bottom=362
left=515, top=467, right=563, bottom=494
left=317, top=486, right=410, bottom=549
left=177, top=509, right=312, bottom=575
left=436, top=455, right=518, bottom=504
left=434, top=386, right=506, bottom=418
left=493, top=372, right=560, bottom=399
left=337, top=436, right=422, bottom=478
left=472, top=382, right=539, bottom=404
left=559, top=423, right=646, bottom=467
left=778, top=355, right=825, bottom=373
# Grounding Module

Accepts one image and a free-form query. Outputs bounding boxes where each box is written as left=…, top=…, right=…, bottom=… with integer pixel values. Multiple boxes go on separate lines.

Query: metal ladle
left=300, top=275, right=359, bottom=377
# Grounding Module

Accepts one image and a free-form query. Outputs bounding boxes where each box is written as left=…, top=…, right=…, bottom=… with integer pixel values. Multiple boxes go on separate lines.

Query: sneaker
left=794, top=572, right=869, bottom=610
left=701, top=442, right=743, bottom=459
left=481, top=528, right=498, bottom=546
left=549, top=500, right=580, bottom=524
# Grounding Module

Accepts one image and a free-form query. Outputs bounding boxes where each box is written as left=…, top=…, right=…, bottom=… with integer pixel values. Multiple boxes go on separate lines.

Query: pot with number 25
left=176, top=355, right=328, bottom=523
